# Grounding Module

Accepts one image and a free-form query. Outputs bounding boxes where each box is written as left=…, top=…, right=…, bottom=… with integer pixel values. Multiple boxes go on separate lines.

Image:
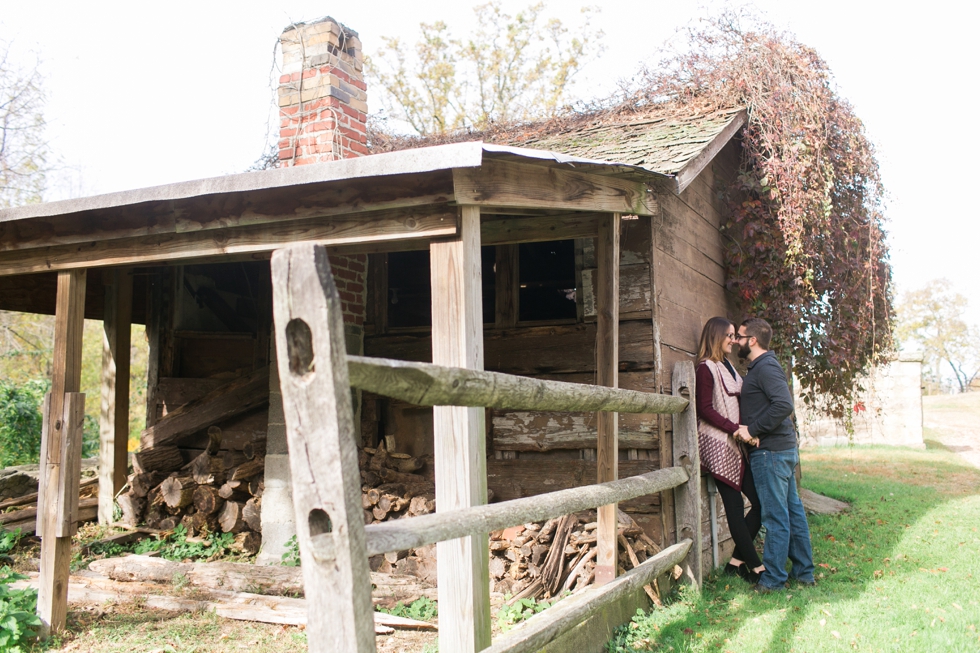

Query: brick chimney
left=277, top=18, right=368, bottom=163
left=275, top=17, right=367, bottom=337
left=260, top=17, right=368, bottom=565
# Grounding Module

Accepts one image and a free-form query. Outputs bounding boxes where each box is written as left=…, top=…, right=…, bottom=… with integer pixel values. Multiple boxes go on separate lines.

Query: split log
left=218, top=481, right=249, bottom=502
left=139, top=366, right=270, bottom=450
left=130, top=472, right=166, bottom=498
left=160, top=476, right=197, bottom=509
left=243, top=497, right=262, bottom=532
left=234, top=531, right=262, bottom=555
left=134, top=446, right=184, bottom=474
left=117, top=494, right=146, bottom=528
left=186, top=453, right=225, bottom=486
left=218, top=500, right=246, bottom=533
left=247, top=477, right=264, bottom=497
left=193, top=486, right=225, bottom=515
left=229, top=457, right=264, bottom=482
left=157, top=517, right=179, bottom=531
left=541, top=515, right=575, bottom=596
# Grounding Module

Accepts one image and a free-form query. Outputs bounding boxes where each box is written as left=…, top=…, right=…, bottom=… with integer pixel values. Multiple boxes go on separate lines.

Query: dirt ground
left=923, top=391, right=980, bottom=468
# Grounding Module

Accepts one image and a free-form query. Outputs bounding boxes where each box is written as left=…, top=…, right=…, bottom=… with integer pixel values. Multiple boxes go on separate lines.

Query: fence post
left=671, top=360, right=702, bottom=587
left=271, top=244, right=376, bottom=653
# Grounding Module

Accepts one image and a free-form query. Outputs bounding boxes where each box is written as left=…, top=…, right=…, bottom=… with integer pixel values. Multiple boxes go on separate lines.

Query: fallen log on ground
left=86, top=555, right=438, bottom=606
left=9, top=571, right=434, bottom=633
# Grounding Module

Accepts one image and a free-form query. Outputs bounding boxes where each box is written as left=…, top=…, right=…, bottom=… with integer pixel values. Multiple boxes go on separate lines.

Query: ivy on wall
left=637, top=11, right=892, bottom=417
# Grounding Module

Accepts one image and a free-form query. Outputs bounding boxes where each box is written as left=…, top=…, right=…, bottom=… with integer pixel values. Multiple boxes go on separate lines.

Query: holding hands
left=735, top=425, right=760, bottom=448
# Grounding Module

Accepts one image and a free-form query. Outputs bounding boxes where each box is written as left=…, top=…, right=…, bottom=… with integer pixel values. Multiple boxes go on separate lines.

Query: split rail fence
left=271, top=243, right=702, bottom=653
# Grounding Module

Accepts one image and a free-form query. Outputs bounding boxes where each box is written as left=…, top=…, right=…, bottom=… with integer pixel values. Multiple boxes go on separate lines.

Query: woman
left=696, top=316, right=765, bottom=582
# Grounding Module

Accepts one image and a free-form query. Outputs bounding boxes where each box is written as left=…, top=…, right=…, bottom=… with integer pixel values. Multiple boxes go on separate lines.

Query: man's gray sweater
left=741, top=351, right=797, bottom=451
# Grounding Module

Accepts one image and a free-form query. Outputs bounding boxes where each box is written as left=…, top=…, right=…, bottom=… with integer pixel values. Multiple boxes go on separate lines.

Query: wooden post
left=99, top=267, right=133, bottom=524
left=270, top=244, right=376, bottom=653
left=430, top=205, right=491, bottom=652
left=595, top=212, right=620, bottom=586
left=37, top=269, right=86, bottom=635
left=649, top=214, right=675, bottom=548
left=671, top=360, right=702, bottom=587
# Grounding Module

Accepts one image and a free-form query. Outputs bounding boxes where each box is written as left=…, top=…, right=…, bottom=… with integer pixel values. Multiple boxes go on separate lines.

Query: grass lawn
left=608, top=445, right=980, bottom=652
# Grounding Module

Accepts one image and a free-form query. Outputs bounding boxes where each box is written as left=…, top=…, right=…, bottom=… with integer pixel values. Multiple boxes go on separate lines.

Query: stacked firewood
left=118, top=427, right=264, bottom=554
left=488, top=509, right=662, bottom=600
left=0, top=476, right=99, bottom=536
left=358, top=444, right=436, bottom=525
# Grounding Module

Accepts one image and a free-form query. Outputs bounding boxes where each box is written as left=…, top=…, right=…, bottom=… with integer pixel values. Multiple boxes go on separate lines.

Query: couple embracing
left=695, top=317, right=815, bottom=593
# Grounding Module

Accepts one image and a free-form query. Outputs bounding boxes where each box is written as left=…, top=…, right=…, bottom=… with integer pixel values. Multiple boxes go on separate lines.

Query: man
left=735, top=317, right=815, bottom=592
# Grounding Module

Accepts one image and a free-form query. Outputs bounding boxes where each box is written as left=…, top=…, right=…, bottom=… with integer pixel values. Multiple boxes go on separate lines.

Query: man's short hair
left=741, top=317, right=773, bottom=350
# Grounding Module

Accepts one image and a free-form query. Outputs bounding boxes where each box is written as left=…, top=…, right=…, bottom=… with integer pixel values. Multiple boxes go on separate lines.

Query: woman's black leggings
left=715, top=462, right=763, bottom=568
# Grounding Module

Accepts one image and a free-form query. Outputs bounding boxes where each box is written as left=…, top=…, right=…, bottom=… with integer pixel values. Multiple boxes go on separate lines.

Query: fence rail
left=270, top=243, right=701, bottom=653
left=347, top=355, right=690, bottom=414
left=484, top=541, right=692, bottom=653
left=362, top=466, right=689, bottom=556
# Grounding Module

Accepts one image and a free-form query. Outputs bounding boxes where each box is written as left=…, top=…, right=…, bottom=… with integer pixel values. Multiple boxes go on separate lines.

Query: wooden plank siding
left=361, top=141, right=741, bottom=554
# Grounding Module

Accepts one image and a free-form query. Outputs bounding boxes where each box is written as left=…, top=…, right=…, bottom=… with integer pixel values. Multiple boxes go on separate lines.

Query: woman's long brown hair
left=697, top=316, right=733, bottom=364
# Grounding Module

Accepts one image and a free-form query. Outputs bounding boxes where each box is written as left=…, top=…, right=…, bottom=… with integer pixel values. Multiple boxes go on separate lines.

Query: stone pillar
left=256, top=340, right=295, bottom=565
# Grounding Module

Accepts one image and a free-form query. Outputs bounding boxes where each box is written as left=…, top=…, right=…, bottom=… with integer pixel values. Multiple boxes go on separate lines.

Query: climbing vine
left=636, top=11, right=892, bottom=417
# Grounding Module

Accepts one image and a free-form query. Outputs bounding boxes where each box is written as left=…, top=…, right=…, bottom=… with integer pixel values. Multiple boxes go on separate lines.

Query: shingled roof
left=371, top=103, right=747, bottom=194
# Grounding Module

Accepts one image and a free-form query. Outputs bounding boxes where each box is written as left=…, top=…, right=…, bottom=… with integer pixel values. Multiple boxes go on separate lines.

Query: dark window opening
left=518, top=240, right=577, bottom=322
left=387, top=247, right=496, bottom=328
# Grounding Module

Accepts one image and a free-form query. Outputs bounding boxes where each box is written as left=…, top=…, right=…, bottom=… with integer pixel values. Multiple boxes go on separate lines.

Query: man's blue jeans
left=749, top=448, right=815, bottom=589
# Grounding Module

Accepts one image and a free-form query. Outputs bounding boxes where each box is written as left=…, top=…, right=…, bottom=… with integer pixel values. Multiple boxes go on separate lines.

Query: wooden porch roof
left=0, top=142, right=666, bottom=280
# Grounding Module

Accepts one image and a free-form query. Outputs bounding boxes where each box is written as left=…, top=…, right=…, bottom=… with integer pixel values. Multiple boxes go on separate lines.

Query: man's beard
left=737, top=342, right=751, bottom=360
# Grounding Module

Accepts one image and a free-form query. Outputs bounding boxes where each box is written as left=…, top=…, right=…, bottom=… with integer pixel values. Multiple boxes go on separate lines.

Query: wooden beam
left=429, top=205, right=491, bottom=653
left=139, top=366, right=270, bottom=450
left=494, top=244, right=518, bottom=328
left=270, top=244, right=376, bottom=653
left=0, top=206, right=457, bottom=276
left=595, top=213, right=620, bottom=586
left=346, top=355, right=688, bottom=414
left=453, top=159, right=657, bottom=216
left=671, top=360, right=702, bottom=587
left=481, top=213, right=599, bottom=245
left=36, top=269, right=86, bottom=635
left=364, top=467, right=688, bottom=556
left=99, top=268, right=133, bottom=524
left=483, top=541, right=692, bottom=653
left=174, top=170, right=455, bottom=233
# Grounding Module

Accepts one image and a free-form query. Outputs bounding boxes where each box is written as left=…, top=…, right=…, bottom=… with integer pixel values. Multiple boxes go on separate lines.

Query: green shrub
left=378, top=596, right=438, bottom=622
left=132, top=525, right=235, bottom=562
left=0, top=379, right=48, bottom=468
left=0, top=566, right=41, bottom=653
left=496, top=596, right=552, bottom=631
left=0, top=527, right=22, bottom=565
left=281, top=535, right=301, bottom=567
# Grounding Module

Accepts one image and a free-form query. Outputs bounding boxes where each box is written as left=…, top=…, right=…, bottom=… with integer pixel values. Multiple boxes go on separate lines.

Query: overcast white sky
left=2, top=0, right=978, bottom=325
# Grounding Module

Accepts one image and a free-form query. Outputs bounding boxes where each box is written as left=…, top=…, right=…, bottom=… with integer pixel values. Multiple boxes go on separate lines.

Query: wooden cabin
left=0, top=17, right=749, bottom=637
